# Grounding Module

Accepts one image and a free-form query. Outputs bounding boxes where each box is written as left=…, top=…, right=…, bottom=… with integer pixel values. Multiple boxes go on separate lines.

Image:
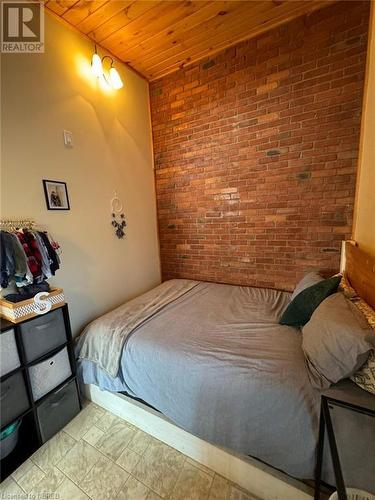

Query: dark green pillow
left=280, top=276, right=341, bottom=327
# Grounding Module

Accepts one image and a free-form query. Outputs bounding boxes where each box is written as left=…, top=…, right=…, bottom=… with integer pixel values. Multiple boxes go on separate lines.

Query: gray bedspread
left=77, top=280, right=321, bottom=478
left=77, top=279, right=199, bottom=377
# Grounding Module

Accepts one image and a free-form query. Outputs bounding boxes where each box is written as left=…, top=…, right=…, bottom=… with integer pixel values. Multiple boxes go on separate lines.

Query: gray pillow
left=290, top=271, right=324, bottom=301
left=302, top=293, right=375, bottom=389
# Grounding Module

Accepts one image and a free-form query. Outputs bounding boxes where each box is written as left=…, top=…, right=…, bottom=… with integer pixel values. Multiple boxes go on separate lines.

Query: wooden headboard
left=343, top=241, right=375, bottom=310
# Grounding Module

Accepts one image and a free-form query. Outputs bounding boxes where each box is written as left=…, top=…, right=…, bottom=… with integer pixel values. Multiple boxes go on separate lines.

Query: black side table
left=315, top=379, right=375, bottom=500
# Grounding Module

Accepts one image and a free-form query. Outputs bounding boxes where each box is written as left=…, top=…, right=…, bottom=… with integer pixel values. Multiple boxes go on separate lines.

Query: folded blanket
left=76, top=279, right=199, bottom=377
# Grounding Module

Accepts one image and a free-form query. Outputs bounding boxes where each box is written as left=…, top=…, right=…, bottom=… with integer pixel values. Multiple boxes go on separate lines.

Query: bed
left=76, top=241, right=375, bottom=483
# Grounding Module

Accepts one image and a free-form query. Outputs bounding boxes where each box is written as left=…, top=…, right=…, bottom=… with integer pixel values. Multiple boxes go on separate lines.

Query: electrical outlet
left=63, top=130, right=73, bottom=148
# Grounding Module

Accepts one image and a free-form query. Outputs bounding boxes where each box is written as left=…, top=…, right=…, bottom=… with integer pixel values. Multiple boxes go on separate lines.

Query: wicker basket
left=329, top=489, right=375, bottom=500
left=0, top=288, right=65, bottom=323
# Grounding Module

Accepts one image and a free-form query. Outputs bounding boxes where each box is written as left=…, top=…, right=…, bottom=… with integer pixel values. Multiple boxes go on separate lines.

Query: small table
left=314, top=379, right=375, bottom=500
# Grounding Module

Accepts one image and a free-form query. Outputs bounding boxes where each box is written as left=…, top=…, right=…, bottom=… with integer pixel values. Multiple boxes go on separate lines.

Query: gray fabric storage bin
left=20, top=309, right=67, bottom=363
left=28, top=347, right=72, bottom=402
left=37, top=379, right=80, bottom=443
left=0, top=371, right=29, bottom=427
left=0, top=329, right=21, bottom=377
left=0, top=420, right=21, bottom=459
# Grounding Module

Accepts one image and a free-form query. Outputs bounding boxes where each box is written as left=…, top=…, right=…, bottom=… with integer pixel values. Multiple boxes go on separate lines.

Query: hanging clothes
left=33, top=232, right=52, bottom=279
left=37, top=231, right=60, bottom=275
left=9, top=233, right=32, bottom=287
left=0, top=231, right=13, bottom=288
left=1, top=230, right=32, bottom=288
left=0, top=225, right=61, bottom=291
left=16, top=230, right=43, bottom=283
left=10, top=233, right=28, bottom=277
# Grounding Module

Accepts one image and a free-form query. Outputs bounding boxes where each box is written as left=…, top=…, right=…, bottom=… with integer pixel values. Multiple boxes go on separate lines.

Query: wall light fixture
left=91, top=47, right=123, bottom=90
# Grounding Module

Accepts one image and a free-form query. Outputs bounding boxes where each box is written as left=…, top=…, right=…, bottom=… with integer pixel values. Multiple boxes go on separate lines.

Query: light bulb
left=91, top=53, right=103, bottom=78
left=109, top=67, right=123, bottom=89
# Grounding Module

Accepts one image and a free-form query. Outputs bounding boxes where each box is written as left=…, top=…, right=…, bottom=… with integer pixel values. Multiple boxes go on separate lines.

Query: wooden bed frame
left=342, top=240, right=375, bottom=310
left=84, top=240, right=375, bottom=500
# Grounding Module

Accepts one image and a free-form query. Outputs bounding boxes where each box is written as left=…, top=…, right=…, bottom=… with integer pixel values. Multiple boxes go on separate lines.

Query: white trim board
left=84, top=384, right=313, bottom=500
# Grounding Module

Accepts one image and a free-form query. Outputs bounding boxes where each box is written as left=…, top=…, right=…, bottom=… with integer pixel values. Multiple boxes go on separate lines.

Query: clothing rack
left=0, top=219, right=36, bottom=231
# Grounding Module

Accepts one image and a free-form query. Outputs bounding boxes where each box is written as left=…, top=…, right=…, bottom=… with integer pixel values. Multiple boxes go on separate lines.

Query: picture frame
left=42, top=180, right=70, bottom=210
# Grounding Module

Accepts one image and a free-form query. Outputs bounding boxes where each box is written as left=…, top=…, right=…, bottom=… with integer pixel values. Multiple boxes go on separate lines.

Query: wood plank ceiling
left=45, top=0, right=335, bottom=81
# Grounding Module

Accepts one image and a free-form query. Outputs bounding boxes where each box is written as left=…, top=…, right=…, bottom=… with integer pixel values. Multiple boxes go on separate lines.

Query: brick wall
left=150, top=1, right=369, bottom=291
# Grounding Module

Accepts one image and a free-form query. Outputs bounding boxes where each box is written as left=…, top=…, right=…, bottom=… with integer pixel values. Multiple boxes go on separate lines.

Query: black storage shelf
left=0, top=304, right=82, bottom=482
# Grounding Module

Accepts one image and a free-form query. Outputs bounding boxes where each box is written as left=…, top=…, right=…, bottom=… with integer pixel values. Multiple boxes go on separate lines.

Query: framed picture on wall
left=43, top=180, right=70, bottom=210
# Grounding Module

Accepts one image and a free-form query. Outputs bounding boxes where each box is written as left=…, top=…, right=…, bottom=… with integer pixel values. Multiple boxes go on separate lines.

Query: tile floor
left=0, top=402, right=259, bottom=500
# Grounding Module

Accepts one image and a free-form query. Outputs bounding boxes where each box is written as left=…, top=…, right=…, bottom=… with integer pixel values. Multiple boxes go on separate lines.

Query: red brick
left=257, top=82, right=278, bottom=94
left=150, top=1, right=369, bottom=291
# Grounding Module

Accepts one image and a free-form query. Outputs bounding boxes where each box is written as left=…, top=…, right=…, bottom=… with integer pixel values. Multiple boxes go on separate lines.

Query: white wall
left=0, top=12, right=161, bottom=335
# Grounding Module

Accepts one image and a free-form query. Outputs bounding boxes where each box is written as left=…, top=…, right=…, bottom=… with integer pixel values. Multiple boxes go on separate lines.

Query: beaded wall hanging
left=110, top=191, right=127, bottom=239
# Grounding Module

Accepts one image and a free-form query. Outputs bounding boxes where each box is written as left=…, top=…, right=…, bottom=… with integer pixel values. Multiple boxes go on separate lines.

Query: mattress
left=77, top=280, right=321, bottom=479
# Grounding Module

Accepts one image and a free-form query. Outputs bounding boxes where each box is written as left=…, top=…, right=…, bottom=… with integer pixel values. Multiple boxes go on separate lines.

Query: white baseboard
left=84, top=384, right=313, bottom=500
